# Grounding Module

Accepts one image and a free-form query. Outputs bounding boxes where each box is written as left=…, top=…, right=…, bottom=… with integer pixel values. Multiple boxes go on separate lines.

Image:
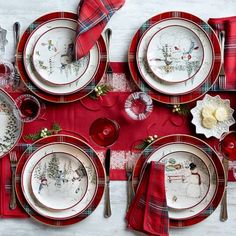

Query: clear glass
left=14, top=94, right=44, bottom=122
left=89, top=117, right=120, bottom=147
left=124, top=92, right=153, bottom=120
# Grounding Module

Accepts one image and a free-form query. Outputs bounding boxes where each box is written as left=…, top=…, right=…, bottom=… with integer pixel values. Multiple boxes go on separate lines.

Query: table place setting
left=0, top=0, right=236, bottom=236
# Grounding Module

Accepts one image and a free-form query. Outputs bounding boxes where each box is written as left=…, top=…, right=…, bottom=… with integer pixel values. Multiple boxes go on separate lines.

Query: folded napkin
left=75, top=0, right=125, bottom=59
left=126, top=162, right=169, bottom=236
left=208, top=16, right=236, bottom=90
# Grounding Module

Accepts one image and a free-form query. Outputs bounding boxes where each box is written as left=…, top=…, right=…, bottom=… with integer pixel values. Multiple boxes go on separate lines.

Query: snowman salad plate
left=132, top=134, right=225, bottom=227
left=16, top=134, right=105, bottom=226
left=32, top=27, right=90, bottom=86
left=30, top=152, right=89, bottom=211
left=160, top=151, right=210, bottom=210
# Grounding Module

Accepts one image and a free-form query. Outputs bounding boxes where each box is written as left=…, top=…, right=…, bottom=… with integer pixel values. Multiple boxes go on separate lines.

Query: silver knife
left=104, top=148, right=111, bottom=217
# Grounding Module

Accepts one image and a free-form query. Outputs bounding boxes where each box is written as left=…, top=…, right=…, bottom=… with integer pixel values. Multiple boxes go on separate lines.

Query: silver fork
left=104, top=28, right=113, bottom=87
left=12, top=22, right=21, bottom=90
left=220, top=157, right=229, bottom=222
left=126, top=160, right=134, bottom=211
left=218, top=30, right=226, bottom=90
left=9, top=151, right=17, bottom=209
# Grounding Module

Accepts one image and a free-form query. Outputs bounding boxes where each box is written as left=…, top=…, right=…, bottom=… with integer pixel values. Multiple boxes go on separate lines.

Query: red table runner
left=0, top=62, right=235, bottom=218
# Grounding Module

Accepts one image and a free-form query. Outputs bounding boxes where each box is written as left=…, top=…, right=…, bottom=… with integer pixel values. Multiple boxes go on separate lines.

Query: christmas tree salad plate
left=146, top=25, right=204, bottom=83
left=17, top=12, right=107, bottom=103
left=0, top=89, right=23, bottom=158
left=16, top=135, right=105, bottom=226
left=129, top=11, right=221, bottom=104
left=31, top=27, right=90, bottom=86
left=30, top=152, right=88, bottom=211
left=132, top=134, right=225, bottom=227
left=160, top=151, right=211, bottom=210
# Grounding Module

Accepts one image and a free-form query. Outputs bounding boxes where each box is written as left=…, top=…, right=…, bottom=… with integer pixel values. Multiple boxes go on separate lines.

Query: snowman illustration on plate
left=186, top=162, right=202, bottom=198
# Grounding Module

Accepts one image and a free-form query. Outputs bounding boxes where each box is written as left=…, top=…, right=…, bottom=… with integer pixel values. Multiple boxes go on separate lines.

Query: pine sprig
left=52, top=123, right=61, bottom=133
left=24, top=123, right=62, bottom=141
left=25, top=132, right=41, bottom=141
left=135, top=135, right=158, bottom=150
left=89, top=84, right=111, bottom=100
left=172, top=104, right=190, bottom=116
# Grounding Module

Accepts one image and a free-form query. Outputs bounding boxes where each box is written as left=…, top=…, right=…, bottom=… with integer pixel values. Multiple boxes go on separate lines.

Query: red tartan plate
left=15, top=135, right=105, bottom=226
left=128, top=11, right=221, bottom=104
left=17, top=12, right=107, bottom=103
left=132, top=134, right=225, bottom=227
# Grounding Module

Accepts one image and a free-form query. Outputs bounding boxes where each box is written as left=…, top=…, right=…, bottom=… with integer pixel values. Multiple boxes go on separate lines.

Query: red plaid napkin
left=208, top=16, right=236, bottom=90
left=126, top=162, right=169, bottom=236
left=75, top=0, right=125, bottom=59
left=0, top=154, right=27, bottom=218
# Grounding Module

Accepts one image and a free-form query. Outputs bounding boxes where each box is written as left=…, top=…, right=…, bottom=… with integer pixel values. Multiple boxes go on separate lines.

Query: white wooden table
left=0, top=0, right=236, bottom=235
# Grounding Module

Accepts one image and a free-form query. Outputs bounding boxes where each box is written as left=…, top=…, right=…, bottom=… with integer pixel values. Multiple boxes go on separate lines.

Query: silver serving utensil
left=104, top=148, right=111, bottom=217
left=125, top=159, right=134, bottom=211
left=218, top=30, right=226, bottom=90
left=9, top=151, right=17, bottom=209
left=12, top=22, right=21, bottom=90
left=104, top=28, right=113, bottom=87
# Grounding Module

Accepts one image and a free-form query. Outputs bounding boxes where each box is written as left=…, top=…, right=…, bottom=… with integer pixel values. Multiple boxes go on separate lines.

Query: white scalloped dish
left=191, top=94, right=235, bottom=138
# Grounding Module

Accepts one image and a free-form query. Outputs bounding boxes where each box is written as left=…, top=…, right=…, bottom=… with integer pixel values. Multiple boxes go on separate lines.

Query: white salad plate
left=23, top=19, right=99, bottom=95
left=161, top=151, right=210, bottom=210
left=146, top=25, right=204, bottom=83
left=30, top=151, right=88, bottom=211
left=32, top=27, right=90, bottom=86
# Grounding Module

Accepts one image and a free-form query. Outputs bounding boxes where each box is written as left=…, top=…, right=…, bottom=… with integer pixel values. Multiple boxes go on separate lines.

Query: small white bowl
left=190, top=94, right=235, bottom=139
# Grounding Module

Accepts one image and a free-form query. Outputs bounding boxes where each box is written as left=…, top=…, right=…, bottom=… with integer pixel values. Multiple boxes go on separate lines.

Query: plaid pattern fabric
left=126, top=162, right=169, bottom=236
left=128, top=11, right=221, bottom=104
left=132, top=134, right=225, bottom=227
left=75, top=0, right=125, bottom=59
left=16, top=12, right=107, bottom=103
left=208, top=16, right=236, bottom=91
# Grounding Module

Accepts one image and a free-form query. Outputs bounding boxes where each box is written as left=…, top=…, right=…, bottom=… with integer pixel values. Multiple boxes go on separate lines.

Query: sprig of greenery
left=135, top=135, right=158, bottom=150
left=89, top=85, right=111, bottom=100
left=24, top=123, right=62, bottom=141
left=172, top=104, right=190, bottom=116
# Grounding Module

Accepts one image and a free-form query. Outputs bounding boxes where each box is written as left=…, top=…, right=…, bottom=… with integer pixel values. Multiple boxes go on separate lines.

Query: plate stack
left=17, top=12, right=107, bottom=103
left=132, top=134, right=225, bottom=227
left=15, top=134, right=105, bottom=226
left=128, top=11, right=221, bottom=104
